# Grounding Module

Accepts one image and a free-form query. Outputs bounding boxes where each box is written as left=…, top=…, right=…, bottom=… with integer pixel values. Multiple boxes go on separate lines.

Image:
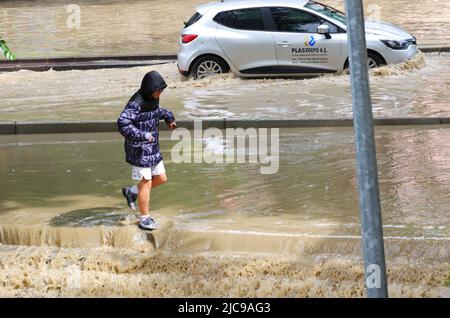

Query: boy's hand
left=144, top=132, right=155, bottom=142
left=169, top=121, right=177, bottom=130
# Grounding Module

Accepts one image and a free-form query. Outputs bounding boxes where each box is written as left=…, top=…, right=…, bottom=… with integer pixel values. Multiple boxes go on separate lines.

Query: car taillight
left=181, top=34, right=198, bottom=44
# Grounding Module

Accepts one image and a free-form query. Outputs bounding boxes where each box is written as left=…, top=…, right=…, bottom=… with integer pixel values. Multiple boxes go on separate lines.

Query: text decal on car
left=291, top=36, right=329, bottom=64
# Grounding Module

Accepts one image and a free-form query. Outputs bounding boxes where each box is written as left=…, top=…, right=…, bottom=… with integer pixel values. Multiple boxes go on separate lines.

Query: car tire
left=190, top=55, right=230, bottom=80
left=367, top=51, right=386, bottom=69
left=344, top=51, right=386, bottom=70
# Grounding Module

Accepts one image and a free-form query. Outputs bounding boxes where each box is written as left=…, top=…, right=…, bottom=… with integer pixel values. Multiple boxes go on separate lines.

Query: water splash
left=371, top=51, right=426, bottom=76
left=0, top=243, right=447, bottom=297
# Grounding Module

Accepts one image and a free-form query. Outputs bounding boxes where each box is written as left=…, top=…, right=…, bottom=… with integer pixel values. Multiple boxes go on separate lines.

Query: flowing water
left=1, top=0, right=449, bottom=298
left=0, top=52, right=449, bottom=122
left=0, top=128, right=448, bottom=297
left=1, top=0, right=449, bottom=58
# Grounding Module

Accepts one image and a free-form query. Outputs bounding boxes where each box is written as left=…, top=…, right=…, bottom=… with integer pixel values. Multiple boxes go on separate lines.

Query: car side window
left=269, top=7, right=338, bottom=33
left=213, top=8, right=265, bottom=31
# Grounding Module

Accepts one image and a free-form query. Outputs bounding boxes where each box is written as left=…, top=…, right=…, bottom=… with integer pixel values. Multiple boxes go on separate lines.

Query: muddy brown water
left=0, top=128, right=448, bottom=239
left=1, top=52, right=449, bottom=122
left=1, top=0, right=449, bottom=58
left=0, top=128, right=448, bottom=297
left=1, top=1, right=449, bottom=294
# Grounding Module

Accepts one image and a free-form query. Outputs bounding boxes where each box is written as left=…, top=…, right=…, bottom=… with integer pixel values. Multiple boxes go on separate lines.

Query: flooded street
left=0, top=52, right=449, bottom=122
left=1, top=0, right=450, bottom=58
left=0, top=127, right=448, bottom=297
left=0, top=127, right=449, bottom=238
left=1, top=0, right=449, bottom=299
left=0, top=244, right=447, bottom=297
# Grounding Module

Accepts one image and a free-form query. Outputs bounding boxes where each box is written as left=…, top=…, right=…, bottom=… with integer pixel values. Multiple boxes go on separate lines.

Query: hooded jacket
left=117, top=71, right=175, bottom=168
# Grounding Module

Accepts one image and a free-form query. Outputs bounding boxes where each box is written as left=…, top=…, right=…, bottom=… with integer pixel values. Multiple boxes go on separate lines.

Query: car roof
left=196, top=0, right=310, bottom=15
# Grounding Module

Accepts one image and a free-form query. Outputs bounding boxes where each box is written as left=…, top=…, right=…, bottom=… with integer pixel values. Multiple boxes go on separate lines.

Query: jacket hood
left=141, top=71, right=167, bottom=95
left=139, top=71, right=167, bottom=111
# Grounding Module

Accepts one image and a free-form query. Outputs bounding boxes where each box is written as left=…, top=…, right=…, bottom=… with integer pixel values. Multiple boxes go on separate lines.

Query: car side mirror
left=318, top=24, right=332, bottom=39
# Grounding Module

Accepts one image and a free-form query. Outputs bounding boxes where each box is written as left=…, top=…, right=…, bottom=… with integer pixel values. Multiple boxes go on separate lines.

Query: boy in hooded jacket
left=117, top=71, right=177, bottom=230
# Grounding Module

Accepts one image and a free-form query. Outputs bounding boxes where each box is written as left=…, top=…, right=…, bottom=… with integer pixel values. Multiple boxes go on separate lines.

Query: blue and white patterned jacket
left=117, top=71, right=175, bottom=168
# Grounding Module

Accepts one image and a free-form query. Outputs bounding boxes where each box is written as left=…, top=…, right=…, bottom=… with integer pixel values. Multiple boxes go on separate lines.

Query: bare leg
left=132, top=174, right=167, bottom=192
left=134, top=174, right=167, bottom=216
left=151, top=174, right=168, bottom=189
left=137, top=178, right=152, bottom=216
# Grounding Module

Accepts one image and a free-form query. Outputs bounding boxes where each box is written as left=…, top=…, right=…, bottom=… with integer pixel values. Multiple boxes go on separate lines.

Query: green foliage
left=0, top=38, right=16, bottom=61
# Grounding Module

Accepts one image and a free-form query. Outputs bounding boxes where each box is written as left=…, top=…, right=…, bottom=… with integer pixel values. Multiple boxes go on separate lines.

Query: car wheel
left=367, top=51, right=385, bottom=69
left=190, top=56, right=230, bottom=80
left=344, top=51, right=386, bottom=70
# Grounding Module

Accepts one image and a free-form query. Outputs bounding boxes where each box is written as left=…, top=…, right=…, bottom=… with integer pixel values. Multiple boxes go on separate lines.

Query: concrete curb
left=0, top=60, right=175, bottom=73
left=0, top=118, right=449, bottom=135
left=14, top=121, right=117, bottom=135
left=0, top=55, right=177, bottom=72
left=225, top=119, right=354, bottom=129
left=373, top=117, right=442, bottom=126
left=0, top=54, right=177, bottom=65
left=1, top=46, right=448, bottom=72
left=0, top=122, right=16, bottom=135
left=419, top=46, right=450, bottom=53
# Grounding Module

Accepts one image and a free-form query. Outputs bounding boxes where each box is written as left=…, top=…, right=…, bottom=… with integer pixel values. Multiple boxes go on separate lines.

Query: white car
left=177, top=0, right=418, bottom=79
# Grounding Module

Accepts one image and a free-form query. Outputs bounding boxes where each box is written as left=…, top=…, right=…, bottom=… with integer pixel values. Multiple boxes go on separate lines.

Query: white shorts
left=131, top=161, right=166, bottom=181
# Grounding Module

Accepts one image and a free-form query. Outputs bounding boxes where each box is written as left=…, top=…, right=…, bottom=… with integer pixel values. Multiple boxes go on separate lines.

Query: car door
left=267, top=7, right=343, bottom=74
left=214, top=7, right=278, bottom=74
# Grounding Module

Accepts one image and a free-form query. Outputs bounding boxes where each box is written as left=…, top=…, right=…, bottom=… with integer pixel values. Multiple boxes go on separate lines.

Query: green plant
left=0, top=38, right=16, bottom=60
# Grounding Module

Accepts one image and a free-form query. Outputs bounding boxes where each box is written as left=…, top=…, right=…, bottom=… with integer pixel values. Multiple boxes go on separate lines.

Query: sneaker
left=122, top=187, right=137, bottom=211
left=138, top=217, right=158, bottom=231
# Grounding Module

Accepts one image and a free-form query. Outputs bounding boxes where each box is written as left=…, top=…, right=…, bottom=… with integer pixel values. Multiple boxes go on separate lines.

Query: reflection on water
left=48, top=207, right=128, bottom=227
left=1, top=0, right=449, bottom=58
left=0, top=127, right=448, bottom=240
left=0, top=53, right=449, bottom=122
left=0, top=0, right=203, bottom=58
left=0, top=128, right=448, bottom=297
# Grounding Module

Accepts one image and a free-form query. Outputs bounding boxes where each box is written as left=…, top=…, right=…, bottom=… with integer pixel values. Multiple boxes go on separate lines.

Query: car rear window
left=213, top=8, right=265, bottom=31
left=184, top=12, right=203, bottom=28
